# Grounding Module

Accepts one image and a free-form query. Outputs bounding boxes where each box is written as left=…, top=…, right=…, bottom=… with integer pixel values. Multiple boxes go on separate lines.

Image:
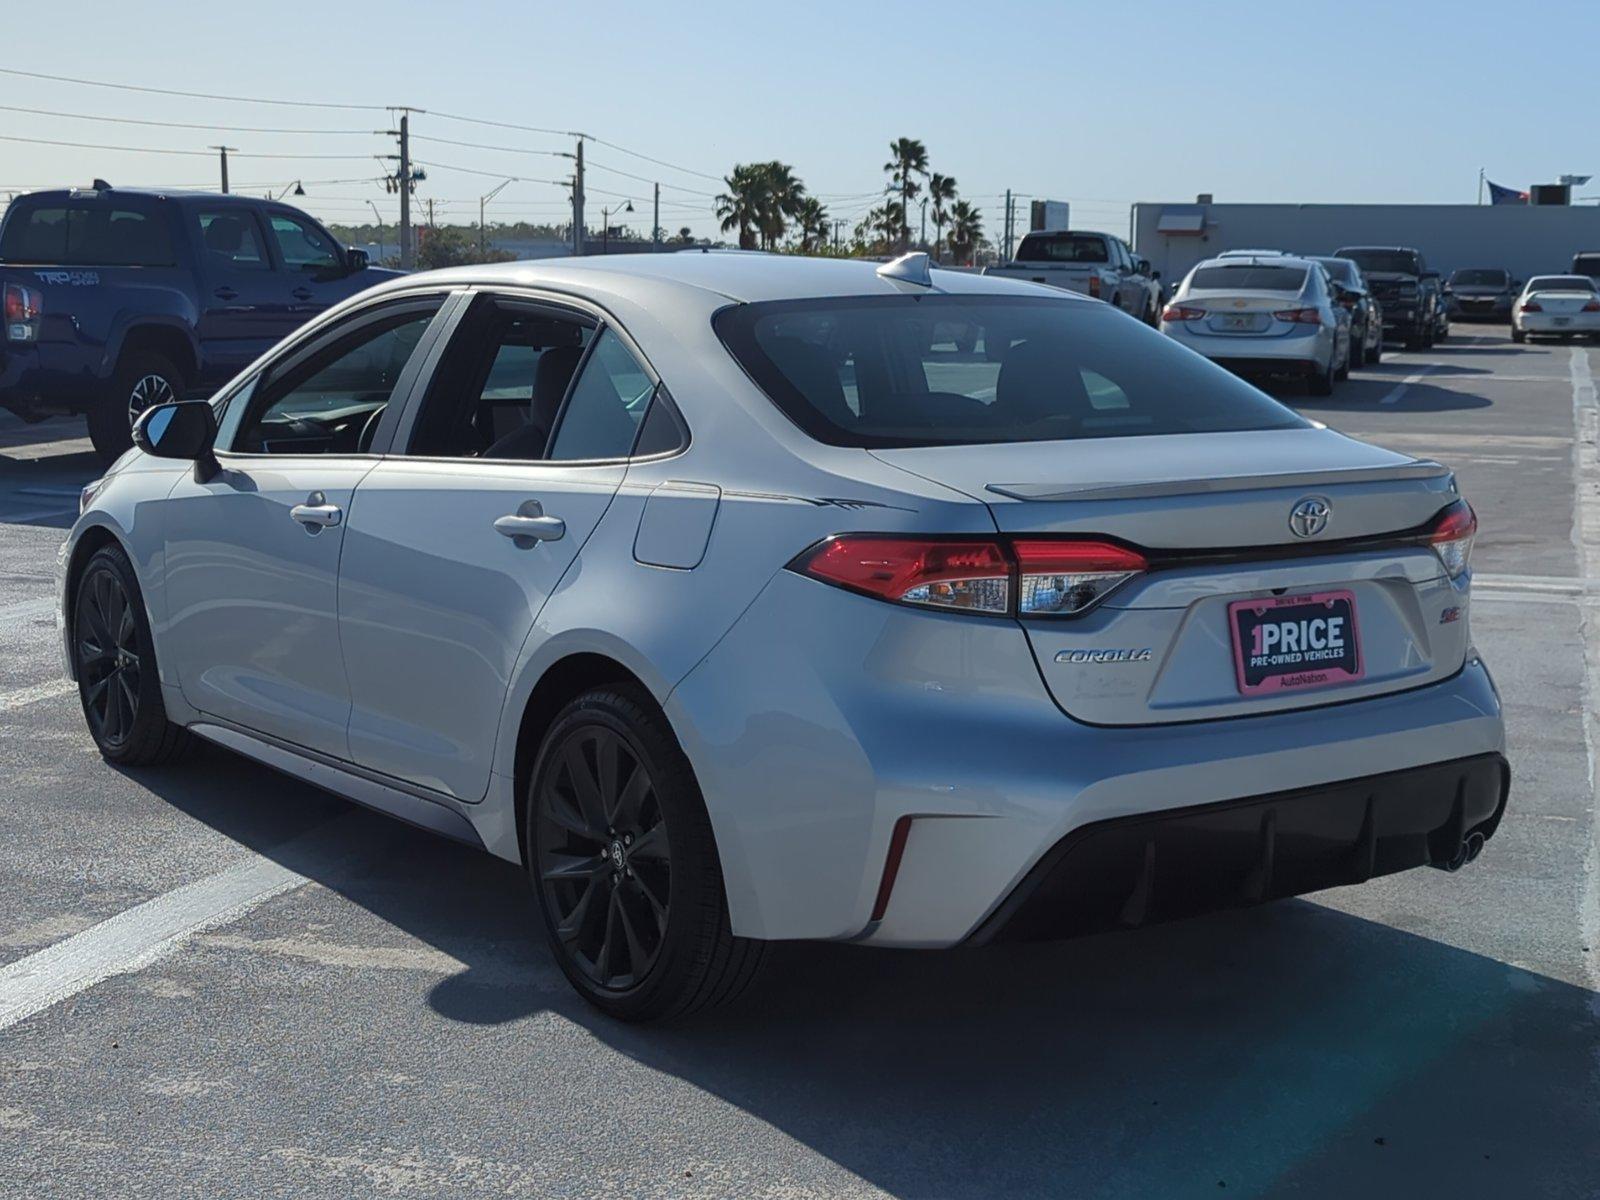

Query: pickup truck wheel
left=90, top=351, right=186, bottom=463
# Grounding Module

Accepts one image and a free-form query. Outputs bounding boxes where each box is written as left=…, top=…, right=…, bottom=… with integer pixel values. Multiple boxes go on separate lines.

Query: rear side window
left=0, top=202, right=175, bottom=266
left=715, top=295, right=1308, bottom=449
left=1190, top=265, right=1307, bottom=291
left=548, top=329, right=655, bottom=461
left=1015, top=234, right=1109, bottom=263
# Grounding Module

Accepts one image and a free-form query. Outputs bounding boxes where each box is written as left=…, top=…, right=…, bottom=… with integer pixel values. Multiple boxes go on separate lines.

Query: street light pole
left=600, top=200, right=635, bottom=255
left=480, top=179, right=512, bottom=258
left=209, top=145, right=236, bottom=194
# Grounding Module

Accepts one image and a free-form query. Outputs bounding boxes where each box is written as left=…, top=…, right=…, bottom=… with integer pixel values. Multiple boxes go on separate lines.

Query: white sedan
left=1512, top=275, right=1600, bottom=342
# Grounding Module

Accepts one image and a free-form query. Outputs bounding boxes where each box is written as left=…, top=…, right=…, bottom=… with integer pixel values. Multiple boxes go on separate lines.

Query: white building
left=1132, top=201, right=1600, bottom=284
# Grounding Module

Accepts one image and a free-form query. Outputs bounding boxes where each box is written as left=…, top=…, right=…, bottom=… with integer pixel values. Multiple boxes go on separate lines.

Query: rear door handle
left=213, top=287, right=238, bottom=301
left=292, top=287, right=314, bottom=301
left=290, top=491, right=343, bottom=531
left=494, top=499, right=565, bottom=547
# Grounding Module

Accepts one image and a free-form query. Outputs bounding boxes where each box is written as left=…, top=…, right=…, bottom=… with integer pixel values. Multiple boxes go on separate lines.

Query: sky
left=4, top=0, right=1598, bottom=244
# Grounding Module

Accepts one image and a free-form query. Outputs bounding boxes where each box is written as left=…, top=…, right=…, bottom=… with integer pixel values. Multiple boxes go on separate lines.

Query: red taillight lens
left=1162, top=304, right=1206, bottom=322
left=1521, top=300, right=1542, bottom=312
left=793, top=536, right=1148, bottom=617
left=1583, top=300, right=1600, bottom=312
left=1088, top=275, right=1102, bottom=299
left=4, top=283, right=43, bottom=341
left=1427, top=502, right=1476, bottom=579
left=796, top=537, right=1011, bottom=614
left=1273, top=307, right=1323, bottom=325
left=1013, top=540, right=1147, bottom=615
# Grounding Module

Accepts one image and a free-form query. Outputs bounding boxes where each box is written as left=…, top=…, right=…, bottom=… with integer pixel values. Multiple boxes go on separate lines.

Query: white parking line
left=1379, top=365, right=1437, bottom=405
left=0, top=678, right=77, bottom=712
left=0, top=840, right=325, bottom=1031
left=1568, top=344, right=1600, bottom=1003
left=0, top=596, right=55, bottom=623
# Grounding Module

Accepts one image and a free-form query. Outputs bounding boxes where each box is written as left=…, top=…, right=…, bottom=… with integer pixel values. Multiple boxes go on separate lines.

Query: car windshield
left=1189, top=265, right=1308, bottom=292
left=1452, top=269, right=1508, bottom=286
left=1338, top=250, right=1420, bottom=275
left=714, top=295, right=1308, bottom=449
left=1015, top=234, right=1109, bottom=263
left=1527, top=276, right=1597, bottom=292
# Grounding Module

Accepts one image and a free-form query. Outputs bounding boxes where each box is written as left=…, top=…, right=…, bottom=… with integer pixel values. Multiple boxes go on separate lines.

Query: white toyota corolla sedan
left=60, top=252, right=1507, bottom=1020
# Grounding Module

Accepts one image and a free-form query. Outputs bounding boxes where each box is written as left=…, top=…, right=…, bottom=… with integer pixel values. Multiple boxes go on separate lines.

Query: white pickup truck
left=984, top=230, right=1160, bottom=323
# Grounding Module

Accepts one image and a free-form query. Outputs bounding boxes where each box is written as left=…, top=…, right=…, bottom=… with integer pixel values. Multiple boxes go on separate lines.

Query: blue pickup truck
left=1, top=184, right=399, bottom=460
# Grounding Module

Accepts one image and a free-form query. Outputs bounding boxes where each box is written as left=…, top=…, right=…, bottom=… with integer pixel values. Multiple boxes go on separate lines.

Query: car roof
left=1194, top=254, right=1317, bottom=271
left=15, top=187, right=264, bottom=206
left=371, top=252, right=1076, bottom=306
left=1527, top=275, right=1596, bottom=288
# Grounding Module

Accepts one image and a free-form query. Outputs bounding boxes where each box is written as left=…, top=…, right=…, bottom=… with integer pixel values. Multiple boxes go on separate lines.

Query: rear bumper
left=1164, top=327, right=1332, bottom=375
left=1516, top=312, right=1600, bottom=334
left=0, top=344, right=48, bottom=418
left=967, top=752, right=1508, bottom=944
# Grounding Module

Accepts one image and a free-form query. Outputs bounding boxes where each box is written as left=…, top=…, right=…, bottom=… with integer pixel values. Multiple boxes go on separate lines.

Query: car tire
left=1405, top=329, right=1426, bottom=351
left=1367, top=336, right=1382, bottom=364
left=1307, top=356, right=1335, bottom=397
left=526, top=686, right=765, bottom=1022
left=72, top=543, right=193, bottom=766
left=89, top=350, right=187, bottom=465
left=1512, top=327, right=1526, bottom=344
left=1349, top=335, right=1365, bottom=370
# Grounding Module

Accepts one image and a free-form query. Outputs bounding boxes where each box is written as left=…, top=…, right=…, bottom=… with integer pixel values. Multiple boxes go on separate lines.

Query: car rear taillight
left=1427, top=501, right=1476, bottom=579
left=1013, top=540, right=1148, bottom=616
left=1088, top=275, right=1102, bottom=299
left=795, top=537, right=1011, bottom=614
left=792, top=536, right=1147, bottom=618
left=1273, top=307, right=1323, bottom=325
left=1162, top=304, right=1206, bottom=322
left=1583, top=300, right=1600, bottom=312
left=1521, top=300, right=1542, bottom=312
left=3, top=282, right=43, bottom=342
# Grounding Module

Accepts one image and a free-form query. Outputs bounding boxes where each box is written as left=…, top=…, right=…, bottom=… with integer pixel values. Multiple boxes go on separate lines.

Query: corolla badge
left=1288, top=495, right=1332, bottom=539
left=1054, top=648, right=1153, bottom=664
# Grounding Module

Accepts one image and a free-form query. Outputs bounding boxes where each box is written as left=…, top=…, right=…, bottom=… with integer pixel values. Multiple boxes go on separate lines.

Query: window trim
left=217, top=293, right=454, bottom=459
left=383, top=284, right=688, bottom=469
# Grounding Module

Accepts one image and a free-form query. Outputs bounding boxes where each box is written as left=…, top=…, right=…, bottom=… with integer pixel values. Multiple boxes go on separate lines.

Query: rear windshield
left=0, top=201, right=175, bottom=266
left=1190, top=265, right=1307, bottom=292
left=714, top=295, right=1308, bottom=449
left=1313, top=259, right=1357, bottom=285
left=1337, top=249, right=1420, bottom=275
left=1527, top=276, right=1597, bottom=292
left=1015, top=234, right=1109, bottom=263
left=1452, top=269, right=1508, bottom=286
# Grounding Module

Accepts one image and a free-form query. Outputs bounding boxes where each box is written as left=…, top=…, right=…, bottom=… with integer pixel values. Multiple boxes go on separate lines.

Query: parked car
left=1569, top=251, right=1600, bottom=289
left=1448, top=268, right=1519, bottom=322
left=1334, top=246, right=1439, bottom=350
left=1130, top=255, right=1164, bottom=324
left=984, top=230, right=1153, bottom=319
left=1161, top=255, right=1351, bottom=394
left=1216, top=248, right=1292, bottom=258
left=1312, top=255, right=1383, bottom=367
left=1512, top=274, right=1600, bottom=343
left=0, top=183, right=398, bottom=460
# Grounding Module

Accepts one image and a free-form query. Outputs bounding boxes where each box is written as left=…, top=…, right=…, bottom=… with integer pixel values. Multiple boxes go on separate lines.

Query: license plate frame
left=1228, top=589, right=1363, bottom=695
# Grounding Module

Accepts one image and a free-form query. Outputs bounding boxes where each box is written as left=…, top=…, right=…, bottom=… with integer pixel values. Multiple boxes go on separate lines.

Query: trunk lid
left=871, top=428, right=1469, bottom=725
left=1527, top=289, right=1597, bottom=314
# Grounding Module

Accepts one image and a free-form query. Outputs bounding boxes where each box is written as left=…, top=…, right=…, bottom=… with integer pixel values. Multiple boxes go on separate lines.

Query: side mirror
left=346, top=246, right=369, bottom=273
left=132, top=401, right=219, bottom=483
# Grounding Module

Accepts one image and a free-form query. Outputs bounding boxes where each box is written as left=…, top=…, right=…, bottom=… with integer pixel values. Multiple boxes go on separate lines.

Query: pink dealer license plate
left=1228, top=590, right=1363, bottom=695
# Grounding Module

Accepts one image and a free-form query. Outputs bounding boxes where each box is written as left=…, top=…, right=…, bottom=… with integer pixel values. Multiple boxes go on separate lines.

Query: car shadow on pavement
left=118, top=743, right=1600, bottom=1200
left=1284, top=383, right=1494, bottom=414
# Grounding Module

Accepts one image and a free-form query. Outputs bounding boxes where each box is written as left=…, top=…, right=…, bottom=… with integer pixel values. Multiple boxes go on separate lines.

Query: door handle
left=494, top=499, right=565, bottom=547
left=290, top=491, right=343, bottom=531
left=213, top=287, right=238, bottom=301
left=292, top=287, right=314, bottom=301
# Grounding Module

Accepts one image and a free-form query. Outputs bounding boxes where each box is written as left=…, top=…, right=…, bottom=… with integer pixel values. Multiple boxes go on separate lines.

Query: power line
left=0, top=66, right=388, bottom=110
left=0, top=103, right=371, bottom=136
left=0, top=132, right=372, bottom=160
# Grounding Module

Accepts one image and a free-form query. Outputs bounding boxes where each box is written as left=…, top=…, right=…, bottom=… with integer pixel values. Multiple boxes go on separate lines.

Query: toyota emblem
left=1288, top=496, right=1331, bottom=539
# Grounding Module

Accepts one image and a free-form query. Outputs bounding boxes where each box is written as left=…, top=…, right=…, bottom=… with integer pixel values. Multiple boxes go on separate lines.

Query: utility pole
left=480, top=179, right=512, bottom=258
left=1003, top=189, right=1012, bottom=261
left=398, top=113, right=412, bottom=269
left=919, top=198, right=927, bottom=249
left=652, top=182, right=660, bottom=252
left=425, top=197, right=435, bottom=228
left=573, top=138, right=586, bottom=256
left=833, top=219, right=844, bottom=253
left=1478, top=167, right=1486, bottom=206
left=210, top=145, right=236, bottom=194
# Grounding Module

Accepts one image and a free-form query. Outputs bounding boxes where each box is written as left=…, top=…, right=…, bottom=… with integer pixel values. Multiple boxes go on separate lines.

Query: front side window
left=231, top=306, right=438, bottom=454
left=547, top=329, right=656, bottom=461
left=197, top=209, right=269, bottom=271
left=714, top=295, right=1308, bottom=449
left=269, top=212, right=342, bottom=271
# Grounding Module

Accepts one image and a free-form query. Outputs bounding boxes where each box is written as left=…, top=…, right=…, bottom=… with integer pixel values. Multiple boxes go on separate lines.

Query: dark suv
left=1334, top=246, right=1439, bottom=350
left=0, top=184, right=397, bottom=459
left=1449, top=268, right=1518, bottom=322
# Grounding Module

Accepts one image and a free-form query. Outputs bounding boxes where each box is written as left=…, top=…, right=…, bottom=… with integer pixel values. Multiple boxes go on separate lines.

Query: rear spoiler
left=987, top=461, right=1452, bottom=503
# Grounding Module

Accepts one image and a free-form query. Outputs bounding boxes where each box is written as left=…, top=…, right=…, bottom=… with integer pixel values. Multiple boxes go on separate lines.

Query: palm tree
left=883, top=137, right=929, bottom=251
left=794, top=196, right=830, bottom=253
left=927, top=172, right=958, bottom=261
left=716, top=164, right=766, bottom=250
left=754, top=161, right=806, bottom=250
left=947, top=199, right=983, bottom=266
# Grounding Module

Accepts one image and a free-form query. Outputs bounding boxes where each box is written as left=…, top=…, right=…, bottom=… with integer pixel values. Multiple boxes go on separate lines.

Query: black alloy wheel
left=76, top=565, right=143, bottom=751
left=534, top=723, right=672, bottom=991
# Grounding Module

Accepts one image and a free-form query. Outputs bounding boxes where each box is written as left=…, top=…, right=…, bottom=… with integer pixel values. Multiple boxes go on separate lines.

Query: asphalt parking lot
left=1, top=329, right=1597, bottom=1199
